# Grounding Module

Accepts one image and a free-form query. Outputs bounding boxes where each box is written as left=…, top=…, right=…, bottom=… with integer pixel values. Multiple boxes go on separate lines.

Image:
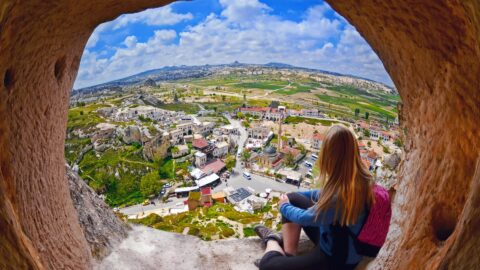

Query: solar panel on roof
left=229, top=188, right=252, bottom=202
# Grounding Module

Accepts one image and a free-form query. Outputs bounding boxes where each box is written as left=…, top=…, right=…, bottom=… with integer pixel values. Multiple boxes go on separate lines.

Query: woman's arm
left=279, top=203, right=319, bottom=227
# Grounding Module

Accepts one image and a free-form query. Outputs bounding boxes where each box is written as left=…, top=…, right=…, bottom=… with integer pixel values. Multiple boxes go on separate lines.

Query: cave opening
left=0, top=1, right=479, bottom=269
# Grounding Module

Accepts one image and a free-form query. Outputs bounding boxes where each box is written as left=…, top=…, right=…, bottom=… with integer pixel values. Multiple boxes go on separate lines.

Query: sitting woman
left=254, top=125, right=386, bottom=270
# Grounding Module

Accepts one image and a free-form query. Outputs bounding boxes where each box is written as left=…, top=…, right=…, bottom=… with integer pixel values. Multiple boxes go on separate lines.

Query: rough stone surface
left=66, top=165, right=129, bottom=259
left=142, top=133, right=170, bottom=161
left=122, top=125, right=142, bottom=144
left=95, top=225, right=314, bottom=270
left=327, top=1, right=480, bottom=269
left=0, top=0, right=479, bottom=269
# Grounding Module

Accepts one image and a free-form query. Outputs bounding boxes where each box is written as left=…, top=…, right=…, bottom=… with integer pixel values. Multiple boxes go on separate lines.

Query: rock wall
left=0, top=0, right=478, bottom=269
left=66, top=165, right=129, bottom=260
left=325, top=1, right=480, bottom=269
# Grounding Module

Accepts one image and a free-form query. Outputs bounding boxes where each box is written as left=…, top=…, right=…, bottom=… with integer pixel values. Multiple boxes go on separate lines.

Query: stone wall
left=0, top=0, right=479, bottom=269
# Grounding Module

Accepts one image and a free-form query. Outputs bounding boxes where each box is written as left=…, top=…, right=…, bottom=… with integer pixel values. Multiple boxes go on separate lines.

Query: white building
left=195, top=122, right=215, bottom=135
left=301, top=108, right=319, bottom=117
left=177, top=122, right=193, bottom=136
left=194, top=151, right=207, bottom=167
left=311, top=133, right=325, bottom=149
left=169, top=129, right=183, bottom=145
left=248, top=125, right=271, bottom=140
left=171, top=144, right=189, bottom=158
left=213, top=141, right=229, bottom=158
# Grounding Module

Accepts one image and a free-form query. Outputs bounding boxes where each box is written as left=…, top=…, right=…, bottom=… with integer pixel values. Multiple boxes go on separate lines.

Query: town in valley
left=67, top=63, right=402, bottom=240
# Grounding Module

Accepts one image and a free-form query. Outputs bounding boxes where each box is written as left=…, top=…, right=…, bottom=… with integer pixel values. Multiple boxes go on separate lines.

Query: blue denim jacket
left=279, top=190, right=366, bottom=265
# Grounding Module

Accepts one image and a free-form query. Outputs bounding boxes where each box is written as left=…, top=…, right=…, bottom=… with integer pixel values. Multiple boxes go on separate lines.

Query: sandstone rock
left=384, top=152, right=401, bottom=170
left=122, top=125, right=142, bottom=144
left=143, top=133, right=170, bottom=161
left=95, top=225, right=314, bottom=270
left=66, top=165, right=129, bottom=259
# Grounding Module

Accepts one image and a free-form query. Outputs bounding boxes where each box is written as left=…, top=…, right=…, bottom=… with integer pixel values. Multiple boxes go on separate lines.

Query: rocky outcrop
left=122, top=125, right=142, bottom=144
left=0, top=0, right=479, bottom=269
left=66, top=165, right=129, bottom=259
left=143, top=133, right=170, bottom=161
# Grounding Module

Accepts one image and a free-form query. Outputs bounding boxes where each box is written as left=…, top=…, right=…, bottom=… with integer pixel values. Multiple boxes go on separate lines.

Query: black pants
left=258, top=192, right=330, bottom=270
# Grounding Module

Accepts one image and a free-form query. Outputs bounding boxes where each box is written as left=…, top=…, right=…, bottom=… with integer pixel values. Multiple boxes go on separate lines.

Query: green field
left=158, top=103, right=200, bottom=114
left=284, top=116, right=341, bottom=126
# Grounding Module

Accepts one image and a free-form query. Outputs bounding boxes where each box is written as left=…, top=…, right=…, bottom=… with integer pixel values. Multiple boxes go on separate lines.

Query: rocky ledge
left=67, top=165, right=130, bottom=259
left=95, top=225, right=316, bottom=270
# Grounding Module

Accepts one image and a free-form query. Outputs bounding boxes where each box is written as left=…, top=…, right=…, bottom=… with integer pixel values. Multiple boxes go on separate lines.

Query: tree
left=173, top=92, right=179, bottom=102
left=225, top=155, right=236, bottom=171
left=284, top=152, right=295, bottom=167
left=243, top=92, right=247, bottom=102
left=354, top=108, right=360, bottom=117
left=140, top=172, right=163, bottom=197
left=297, top=143, right=307, bottom=155
left=241, top=150, right=251, bottom=162
left=222, top=95, right=226, bottom=102
left=236, top=112, right=244, bottom=119
left=367, top=141, right=372, bottom=147
left=364, top=129, right=371, bottom=138
left=365, top=111, right=370, bottom=119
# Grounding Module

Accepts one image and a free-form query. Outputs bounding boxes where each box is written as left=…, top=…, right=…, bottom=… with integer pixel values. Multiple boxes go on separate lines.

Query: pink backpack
left=351, top=184, right=392, bottom=257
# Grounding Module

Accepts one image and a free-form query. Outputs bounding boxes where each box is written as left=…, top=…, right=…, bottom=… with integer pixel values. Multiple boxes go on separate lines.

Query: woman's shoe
left=253, top=224, right=283, bottom=246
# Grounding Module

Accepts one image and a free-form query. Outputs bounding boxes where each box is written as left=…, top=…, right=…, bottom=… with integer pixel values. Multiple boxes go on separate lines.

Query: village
left=86, top=98, right=404, bottom=240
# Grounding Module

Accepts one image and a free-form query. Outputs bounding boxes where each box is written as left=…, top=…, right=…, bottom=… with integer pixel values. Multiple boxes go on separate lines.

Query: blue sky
left=75, top=0, right=393, bottom=89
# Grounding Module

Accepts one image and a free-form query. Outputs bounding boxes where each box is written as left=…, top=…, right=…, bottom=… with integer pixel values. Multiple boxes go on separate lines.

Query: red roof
left=312, top=133, right=325, bottom=141
left=240, top=107, right=269, bottom=113
left=367, top=150, right=378, bottom=159
left=280, top=146, right=301, bottom=157
left=203, top=202, right=212, bottom=208
left=192, top=138, right=209, bottom=149
left=201, top=159, right=226, bottom=174
left=201, top=187, right=212, bottom=195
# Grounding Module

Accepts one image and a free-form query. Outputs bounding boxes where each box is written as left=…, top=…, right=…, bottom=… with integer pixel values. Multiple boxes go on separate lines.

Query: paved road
left=221, top=115, right=306, bottom=194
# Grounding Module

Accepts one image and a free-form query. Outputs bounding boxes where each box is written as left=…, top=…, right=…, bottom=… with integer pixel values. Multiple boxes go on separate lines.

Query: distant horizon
left=74, top=61, right=394, bottom=91
left=75, top=0, right=393, bottom=89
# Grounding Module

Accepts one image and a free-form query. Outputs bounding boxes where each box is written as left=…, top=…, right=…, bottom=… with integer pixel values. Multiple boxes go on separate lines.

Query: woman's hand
left=278, top=193, right=290, bottom=207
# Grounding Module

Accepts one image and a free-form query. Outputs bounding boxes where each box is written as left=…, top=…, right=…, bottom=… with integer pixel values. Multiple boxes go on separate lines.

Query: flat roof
left=174, top=186, right=199, bottom=193
left=195, top=173, right=220, bottom=187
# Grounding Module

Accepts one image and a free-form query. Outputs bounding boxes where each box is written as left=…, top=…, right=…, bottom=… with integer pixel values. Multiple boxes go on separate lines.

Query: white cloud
left=75, top=2, right=392, bottom=89
left=112, top=6, right=193, bottom=30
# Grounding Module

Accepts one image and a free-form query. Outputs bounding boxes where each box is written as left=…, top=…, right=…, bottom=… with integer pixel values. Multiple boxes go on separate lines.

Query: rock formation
left=66, top=165, right=129, bottom=259
left=143, top=133, right=170, bottom=161
left=122, top=125, right=142, bottom=144
left=0, top=0, right=478, bottom=269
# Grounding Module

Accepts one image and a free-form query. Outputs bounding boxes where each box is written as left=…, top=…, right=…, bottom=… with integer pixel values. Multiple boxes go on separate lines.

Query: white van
left=243, top=171, right=251, bottom=180
left=311, top=154, right=318, bottom=160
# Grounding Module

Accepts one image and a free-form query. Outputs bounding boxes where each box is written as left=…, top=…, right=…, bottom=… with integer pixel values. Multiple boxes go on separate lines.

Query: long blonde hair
left=315, top=125, right=374, bottom=226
